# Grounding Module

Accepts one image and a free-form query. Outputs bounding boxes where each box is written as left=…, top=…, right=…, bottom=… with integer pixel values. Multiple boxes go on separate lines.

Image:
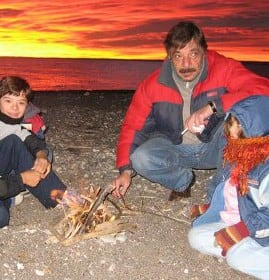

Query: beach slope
left=0, top=91, right=254, bottom=280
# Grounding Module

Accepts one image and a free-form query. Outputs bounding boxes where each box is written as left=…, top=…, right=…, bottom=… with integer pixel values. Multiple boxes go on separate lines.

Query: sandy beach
left=0, top=91, right=254, bottom=280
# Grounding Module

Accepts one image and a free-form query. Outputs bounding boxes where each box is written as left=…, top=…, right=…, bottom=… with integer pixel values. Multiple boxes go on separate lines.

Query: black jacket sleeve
left=197, top=114, right=225, bottom=143
left=0, top=174, right=25, bottom=200
left=24, top=134, right=48, bottom=156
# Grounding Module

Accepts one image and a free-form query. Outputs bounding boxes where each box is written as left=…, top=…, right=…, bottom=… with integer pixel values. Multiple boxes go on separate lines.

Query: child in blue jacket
left=188, top=95, right=269, bottom=279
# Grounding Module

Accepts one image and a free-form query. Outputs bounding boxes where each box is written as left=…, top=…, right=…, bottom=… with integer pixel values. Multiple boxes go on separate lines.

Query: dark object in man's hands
left=198, top=114, right=224, bottom=143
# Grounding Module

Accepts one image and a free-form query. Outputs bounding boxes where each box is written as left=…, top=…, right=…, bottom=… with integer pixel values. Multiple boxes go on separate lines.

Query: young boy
left=0, top=76, right=67, bottom=228
left=188, top=95, right=269, bottom=279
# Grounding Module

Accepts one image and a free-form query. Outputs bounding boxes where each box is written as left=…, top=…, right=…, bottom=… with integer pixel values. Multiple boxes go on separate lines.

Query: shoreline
left=33, top=89, right=135, bottom=95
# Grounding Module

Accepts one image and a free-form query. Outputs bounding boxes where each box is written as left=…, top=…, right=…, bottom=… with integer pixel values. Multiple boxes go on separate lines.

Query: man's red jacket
left=116, top=50, right=269, bottom=173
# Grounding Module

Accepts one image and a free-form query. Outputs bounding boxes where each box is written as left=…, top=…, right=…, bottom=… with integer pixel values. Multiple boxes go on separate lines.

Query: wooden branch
left=77, top=184, right=114, bottom=234
left=60, top=220, right=137, bottom=246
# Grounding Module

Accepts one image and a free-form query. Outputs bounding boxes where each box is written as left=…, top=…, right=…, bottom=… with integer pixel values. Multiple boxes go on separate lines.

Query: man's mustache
left=179, top=68, right=196, bottom=74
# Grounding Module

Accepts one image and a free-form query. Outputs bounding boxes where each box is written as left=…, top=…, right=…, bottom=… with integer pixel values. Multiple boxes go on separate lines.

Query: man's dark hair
left=0, top=76, right=32, bottom=101
left=164, top=21, right=207, bottom=52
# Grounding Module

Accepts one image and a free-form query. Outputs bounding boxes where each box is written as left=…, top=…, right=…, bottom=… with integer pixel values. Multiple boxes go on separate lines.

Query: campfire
left=50, top=185, right=136, bottom=246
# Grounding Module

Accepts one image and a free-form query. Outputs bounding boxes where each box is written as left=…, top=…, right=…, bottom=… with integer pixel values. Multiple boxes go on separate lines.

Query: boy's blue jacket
left=193, top=95, right=269, bottom=246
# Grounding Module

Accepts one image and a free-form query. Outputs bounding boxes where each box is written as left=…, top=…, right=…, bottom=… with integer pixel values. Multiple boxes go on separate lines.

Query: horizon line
left=0, top=55, right=268, bottom=64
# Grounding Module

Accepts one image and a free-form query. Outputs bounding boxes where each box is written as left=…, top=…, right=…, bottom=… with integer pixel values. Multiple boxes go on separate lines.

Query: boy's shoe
left=10, top=192, right=24, bottom=207
left=21, top=189, right=31, bottom=197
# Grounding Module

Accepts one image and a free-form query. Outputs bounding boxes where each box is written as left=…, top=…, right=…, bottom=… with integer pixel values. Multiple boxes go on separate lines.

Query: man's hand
left=112, top=170, right=132, bottom=198
left=185, top=104, right=213, bottom=133
left=20, top=170, right=42, bottom=187
left=33, top=150, right=51, bottom=178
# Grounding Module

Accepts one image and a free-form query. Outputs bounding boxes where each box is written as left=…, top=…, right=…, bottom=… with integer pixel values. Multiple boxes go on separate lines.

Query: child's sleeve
left=24, top=134, right=48, bottom=157
left=0, top=174, right=25, bottom=200
left=247, top=173, right=269, bottom=239
left=191, top=203, right=210, bottom=220
left=214, top=221, right=249, bottom=256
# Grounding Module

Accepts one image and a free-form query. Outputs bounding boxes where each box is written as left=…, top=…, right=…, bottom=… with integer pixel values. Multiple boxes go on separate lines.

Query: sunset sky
left=0, top=0, right=268, bottom=62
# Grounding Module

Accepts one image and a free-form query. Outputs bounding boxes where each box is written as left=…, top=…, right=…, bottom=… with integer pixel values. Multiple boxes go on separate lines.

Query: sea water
left=0, top=57, right=268, bottom=91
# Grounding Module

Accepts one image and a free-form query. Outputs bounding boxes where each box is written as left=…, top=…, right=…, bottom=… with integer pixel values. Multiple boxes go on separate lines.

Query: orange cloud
left=0, top=0, right=268, bottom=61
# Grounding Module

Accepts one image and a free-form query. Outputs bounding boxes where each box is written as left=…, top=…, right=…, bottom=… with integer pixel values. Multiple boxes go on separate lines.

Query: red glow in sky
left=0, top=0, right=268, bottom=61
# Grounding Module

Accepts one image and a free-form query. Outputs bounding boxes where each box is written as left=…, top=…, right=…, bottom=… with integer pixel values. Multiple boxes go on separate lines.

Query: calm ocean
left=1, top=57, right=268, bottom=91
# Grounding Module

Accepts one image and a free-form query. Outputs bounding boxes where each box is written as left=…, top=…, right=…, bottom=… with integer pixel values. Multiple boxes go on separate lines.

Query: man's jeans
left=130, top=125, right=225, bottom=200
left=0, top=135, right=66, bottom=228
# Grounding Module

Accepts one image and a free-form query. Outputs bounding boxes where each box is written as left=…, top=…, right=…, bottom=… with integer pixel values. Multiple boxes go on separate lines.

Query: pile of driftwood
left=50, top=185, right=136, bottom=246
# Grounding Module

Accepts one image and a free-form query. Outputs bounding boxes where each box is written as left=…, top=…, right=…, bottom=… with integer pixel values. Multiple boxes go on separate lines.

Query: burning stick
left=77, top=184, right=114, bottom=234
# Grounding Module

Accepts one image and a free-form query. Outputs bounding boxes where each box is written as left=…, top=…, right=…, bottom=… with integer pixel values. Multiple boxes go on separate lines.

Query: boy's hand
left=20, top=170, right=42, bottom=187
left=33, top=150, right=51, bottom=178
